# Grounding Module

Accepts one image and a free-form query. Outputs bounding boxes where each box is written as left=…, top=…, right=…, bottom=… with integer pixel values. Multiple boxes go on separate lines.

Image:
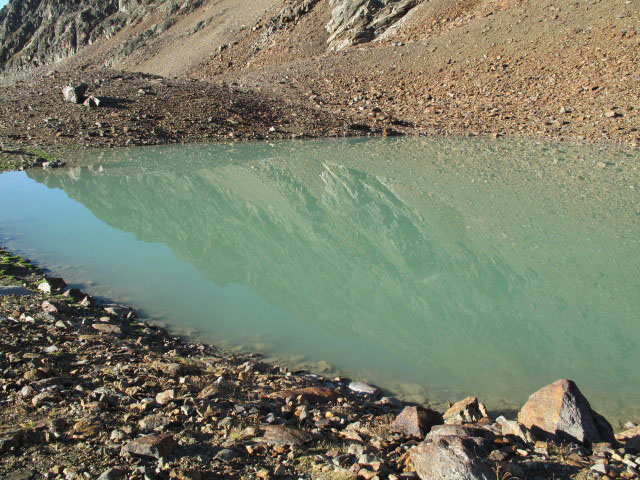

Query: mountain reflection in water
left=13, top=137, right=639, bottom=423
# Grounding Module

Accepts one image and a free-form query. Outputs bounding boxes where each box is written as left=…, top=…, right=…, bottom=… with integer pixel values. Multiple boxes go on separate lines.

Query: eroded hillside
left=1, top=0, right=639, bottom=143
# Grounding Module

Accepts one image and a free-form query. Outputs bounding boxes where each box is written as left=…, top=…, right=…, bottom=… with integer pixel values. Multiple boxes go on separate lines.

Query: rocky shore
left=0, top=66, right=385, bottom=172
left=2, top=247, right=640, bottom=480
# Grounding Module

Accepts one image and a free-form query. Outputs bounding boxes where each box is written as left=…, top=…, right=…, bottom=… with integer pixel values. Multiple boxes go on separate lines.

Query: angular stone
left=83, top=95, right=101, bottom=108
left=62, top=288, right=84, bottom=301
left=215, top=448, right=240, bottom=461
left=197, top=385, right=220, bottom=399
left=348, top=381, right=380, bottom=396
left=269, top=386, right=339, bottom=402
left=5, top=469, right=33, bottom=480
left=410, top=435, right=494, bottom=480
left=151, top=361, right=187, bottom=377
left=392, top=406, right=443, bottom=439
left=97, top=468, right=125, bottom=480
left=72, top=418, right=103, bottom=437
left=62, top=84, right=88, bottom=104
left=615, top=426, right=640, bottom=453
left=444, top=397, right=488, bottom=424
left=139, top=415, right=172, bottom=431
left=495, top=416, right=535, bottom=444
left=427, top=424, right=496, bottom=445
left=517, top=379, right=614, bottom=445
left=92, top=323, right=122, bottom=334
left=155, top=389, right=175, bottom=405
left=32, top=391, right=61, bottom=407
left=260, top=425, right=314, bottom=446
left=45, top=277, right=66, bottom=291
left=0, top=428, right=25, bottom=454
left=122, top=434, right=175, bottom=459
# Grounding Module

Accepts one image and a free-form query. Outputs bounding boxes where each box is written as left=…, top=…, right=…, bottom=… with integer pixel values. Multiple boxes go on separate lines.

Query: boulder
left=392, top=406, right=443, bottom=439
left=444, top=396, right=488, bottom=424
left=410, top=435, right=494, bottom=480
left=62, top=84, right=89, bottom=104
left=517, top=379, right=615, bottom=445
left=122, top=434, right=175, bottom=459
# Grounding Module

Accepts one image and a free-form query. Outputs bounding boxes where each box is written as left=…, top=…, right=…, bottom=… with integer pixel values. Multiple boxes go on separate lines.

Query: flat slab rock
left=122, top=434, right=175, bottom=459
left=268, top=386, right=339, bottom=402
left=518, top=379, right=614, bottom=445
left=348, top=381, right=380, bottom=396
left=410, top=435, right=494, bottom=480
left=260, top=425, right=314, bottom=446
left=0, top=286, right=33, bottom=297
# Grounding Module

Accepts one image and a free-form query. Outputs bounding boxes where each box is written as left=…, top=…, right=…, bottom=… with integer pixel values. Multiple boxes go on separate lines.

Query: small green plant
left=24, top=147, right=56, bottom=162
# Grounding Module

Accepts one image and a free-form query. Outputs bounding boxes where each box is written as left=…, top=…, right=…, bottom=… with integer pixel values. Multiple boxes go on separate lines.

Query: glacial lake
left=1, top=137, right=638, bottom=424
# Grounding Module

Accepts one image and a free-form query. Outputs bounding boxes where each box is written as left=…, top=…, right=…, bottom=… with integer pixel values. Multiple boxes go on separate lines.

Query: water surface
left=1, top=138, right=638, bottom=424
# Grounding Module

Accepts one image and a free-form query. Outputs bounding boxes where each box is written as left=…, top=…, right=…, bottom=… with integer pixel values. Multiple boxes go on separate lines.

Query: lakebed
left=1, top=136, right=638, bottom=427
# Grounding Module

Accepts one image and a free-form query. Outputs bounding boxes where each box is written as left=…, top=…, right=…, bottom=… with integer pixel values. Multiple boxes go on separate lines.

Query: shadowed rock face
left=0, top=0, right=121, bottom=73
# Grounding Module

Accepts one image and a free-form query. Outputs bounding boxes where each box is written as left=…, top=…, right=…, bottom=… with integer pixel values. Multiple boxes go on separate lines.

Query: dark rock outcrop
left=0, top=0, right=123, bottom=73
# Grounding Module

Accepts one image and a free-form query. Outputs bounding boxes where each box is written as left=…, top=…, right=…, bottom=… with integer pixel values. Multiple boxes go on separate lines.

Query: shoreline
left=2, top=248, right=640, bottom=480
left=1, top=65, right=638, bottom=173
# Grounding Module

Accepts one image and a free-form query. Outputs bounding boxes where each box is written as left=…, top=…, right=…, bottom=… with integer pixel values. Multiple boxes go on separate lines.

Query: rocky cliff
left=0, top=0, right=425, bottom=74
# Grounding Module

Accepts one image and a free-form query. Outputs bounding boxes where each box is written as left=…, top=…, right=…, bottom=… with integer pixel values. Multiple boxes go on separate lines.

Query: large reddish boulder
left=518, top=379, right=614, bottom=445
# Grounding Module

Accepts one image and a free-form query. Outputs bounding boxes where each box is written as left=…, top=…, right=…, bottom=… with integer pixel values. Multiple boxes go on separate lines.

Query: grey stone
left=260, top=425, right=314, bottom=446
left=348, top=381, right=380, bottom=396
left=62, top=84, right=89, bottom=104
left=215, top=448, right=240, bottom=461
left=139, top=415, right=172, bottom=431
left=410, top=435, right=494, bottom=480
left=122, top=434, right=175, bottom=459
left=0, top=286, right=33, bottom=296
left=98, top=468, right=125, bottom=480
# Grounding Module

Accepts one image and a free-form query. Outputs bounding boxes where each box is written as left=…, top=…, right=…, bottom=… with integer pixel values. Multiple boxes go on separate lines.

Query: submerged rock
left=518, top=379, right=615, bottom=445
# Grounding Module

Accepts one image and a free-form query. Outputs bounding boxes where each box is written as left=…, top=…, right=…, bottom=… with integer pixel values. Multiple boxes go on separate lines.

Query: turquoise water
left=0, top=138, right=638, bottom=424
